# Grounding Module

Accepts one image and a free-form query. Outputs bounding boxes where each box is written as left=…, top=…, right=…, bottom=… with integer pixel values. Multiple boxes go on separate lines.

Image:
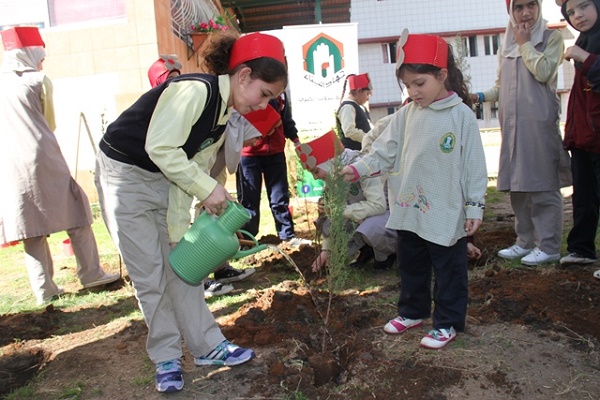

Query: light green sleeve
left=167, top=134, right=226, bottom=243
left=145, top=80, right=218, bottom=203
left=519, top=29, right=564, bottom=83
left=362, top=113, right=394, bottom=153
left=167, top=185, right=194, bottom=243
left=343, top=177, right=387, bottom=222
left=41, top=75, right=56, bottom=131
left=482, top=52, right=502, bottom=103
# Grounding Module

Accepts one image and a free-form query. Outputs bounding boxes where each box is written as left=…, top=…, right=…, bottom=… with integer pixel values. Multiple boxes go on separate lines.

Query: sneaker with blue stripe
left=194, top=340, right=255, bottom=366
left=155, top=358, right=183, bottom=393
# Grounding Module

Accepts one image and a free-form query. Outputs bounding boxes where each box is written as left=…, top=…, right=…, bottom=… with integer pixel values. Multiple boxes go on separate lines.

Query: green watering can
left=169, top=201, right=267, bottom=286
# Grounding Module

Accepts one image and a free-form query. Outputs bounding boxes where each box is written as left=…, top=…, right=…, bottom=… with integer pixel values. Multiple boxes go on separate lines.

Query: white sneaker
left=594, top=270, right=600, bottom=280
left=383, top=316, right=422, bottom=334
left=420, top=327, right=457, bottom=349
left=521, top=248, right=560, bottom=266
left=285, top=237, right=312, bottom=248
left=560, top=253, right=596, bottom=265
left=204, top=280, right=233, bottom=297
left=497, top=244, right=533, bottom=260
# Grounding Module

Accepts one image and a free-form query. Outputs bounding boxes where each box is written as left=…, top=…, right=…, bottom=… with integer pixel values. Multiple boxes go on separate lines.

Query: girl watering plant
left=95, top=31, right=288, bottom=392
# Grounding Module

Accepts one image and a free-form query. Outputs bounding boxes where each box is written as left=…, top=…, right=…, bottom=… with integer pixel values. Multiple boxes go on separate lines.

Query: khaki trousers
left=24, top=224, right=106, bottom=304
left=95, top=152, right=224, bottom=364
left=510, top=190, right=563, bottom=255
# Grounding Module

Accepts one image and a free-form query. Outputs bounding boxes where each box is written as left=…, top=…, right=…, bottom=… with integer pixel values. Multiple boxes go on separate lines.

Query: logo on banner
left=302, top=33, right=346, bottom=88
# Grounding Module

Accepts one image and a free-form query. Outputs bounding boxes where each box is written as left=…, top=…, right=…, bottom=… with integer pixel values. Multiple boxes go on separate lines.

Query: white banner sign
left=266, top=23, right=359, bottom=139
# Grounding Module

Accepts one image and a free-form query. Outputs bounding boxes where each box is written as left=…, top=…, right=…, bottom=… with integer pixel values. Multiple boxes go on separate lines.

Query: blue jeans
left=236, top=152, right=295, bottom=239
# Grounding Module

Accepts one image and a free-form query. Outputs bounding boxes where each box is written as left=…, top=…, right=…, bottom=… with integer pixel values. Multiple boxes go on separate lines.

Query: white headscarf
left=501, top=0, right=547, bottom=58
left=1, top=46, right=45, bottom=72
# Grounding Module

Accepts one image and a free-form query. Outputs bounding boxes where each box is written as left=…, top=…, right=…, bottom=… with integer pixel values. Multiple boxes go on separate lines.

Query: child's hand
left=317, top=197, right=326, bottom=214
left=464, top=218, right=482, bottom=236
left=564, top=45, right=590, bottom=64
left=203, top=184, right=235, bottom=215
left=311, top=251, right=329, bottom=272
left=340, top=165, right=358, bottom=182
left=467, top=242, right=482, bottom=260
left=514, top=22, right=531, bottom=46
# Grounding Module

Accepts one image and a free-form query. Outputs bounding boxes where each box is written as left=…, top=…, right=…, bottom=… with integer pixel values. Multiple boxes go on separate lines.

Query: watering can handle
left=233, top=229, right=268, bottom=260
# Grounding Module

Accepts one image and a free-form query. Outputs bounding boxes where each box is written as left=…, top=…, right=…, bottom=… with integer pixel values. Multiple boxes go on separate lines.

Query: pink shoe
left=383, top=316, right=422, bottom=334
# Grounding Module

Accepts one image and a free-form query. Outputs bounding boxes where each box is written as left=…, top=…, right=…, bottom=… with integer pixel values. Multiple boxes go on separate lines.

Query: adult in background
left=472, top=0, right=571, bottom=266
left=0, top=26, right=119, bottom=305
left=336, top=73, right=374, bottom=150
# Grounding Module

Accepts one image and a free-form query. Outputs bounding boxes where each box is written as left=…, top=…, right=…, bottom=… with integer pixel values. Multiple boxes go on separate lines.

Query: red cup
left=63, top=239, right=75, bottom=256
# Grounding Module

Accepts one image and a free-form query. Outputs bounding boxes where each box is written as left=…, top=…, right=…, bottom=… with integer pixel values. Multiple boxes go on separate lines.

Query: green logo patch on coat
left=199, top=138, right=215, bottom=151
left=439, top=132, right=455, bottom=153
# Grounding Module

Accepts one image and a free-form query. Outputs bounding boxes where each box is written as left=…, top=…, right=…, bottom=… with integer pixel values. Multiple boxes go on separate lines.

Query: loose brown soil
left=1, top=193, right=599, bottom=399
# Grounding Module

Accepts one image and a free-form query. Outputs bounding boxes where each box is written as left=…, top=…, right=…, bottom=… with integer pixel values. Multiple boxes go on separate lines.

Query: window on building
left=48, top=0, right=126, bottom=26
left=491, top=102, right=499, bottom=119
left=387, top=107, right=396, bottom=115
left=462, top=36, right=478, bottom=57
left=381, top=42, right=397, bottom=64
left=474, top=103, right=483, bottom=120
left=484, top=35, right=500, bottom=55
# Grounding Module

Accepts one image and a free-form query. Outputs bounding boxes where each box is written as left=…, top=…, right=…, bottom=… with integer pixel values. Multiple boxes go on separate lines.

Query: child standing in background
left=341, top=32, right=487, bottom=349
left=554, top=0, right=600, bottom=279
left=336, top=73, right=374, bottom=150
left=473, top=0, right=570, bottom=266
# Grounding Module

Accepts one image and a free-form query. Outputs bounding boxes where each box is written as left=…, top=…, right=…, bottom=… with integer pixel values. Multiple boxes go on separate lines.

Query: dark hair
left=200, top=31, right=288, bottom=87
left=396, top=43, right=472, bottom=107
left=339, top=73, right=353, bottom=103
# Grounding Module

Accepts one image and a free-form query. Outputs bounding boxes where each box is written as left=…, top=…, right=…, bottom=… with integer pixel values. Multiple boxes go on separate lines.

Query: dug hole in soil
left=0, top=193, right=599, bottom=399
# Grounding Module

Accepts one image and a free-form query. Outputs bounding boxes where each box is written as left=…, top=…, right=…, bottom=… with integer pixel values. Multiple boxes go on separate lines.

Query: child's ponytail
left=445, top=44, right=472, bottom=107
left=339, top=74, right=353, bottom=104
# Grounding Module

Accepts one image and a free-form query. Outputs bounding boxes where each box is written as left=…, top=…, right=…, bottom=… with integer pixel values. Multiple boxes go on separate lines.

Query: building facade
left=350, top=0, right=576, bottom=127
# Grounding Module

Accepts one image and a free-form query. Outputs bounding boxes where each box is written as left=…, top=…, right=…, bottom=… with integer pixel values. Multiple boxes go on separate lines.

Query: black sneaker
left=204, top=280, right=233, bottom=297
left=214, top=265, right=256, bottom=283
left=349, top=245, right=375, bottom=269
left=373, top=254, right=396, bottom=270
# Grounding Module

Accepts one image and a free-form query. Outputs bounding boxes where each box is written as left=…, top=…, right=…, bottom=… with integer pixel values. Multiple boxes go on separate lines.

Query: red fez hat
left=148, top=54, right=182, bottom=88
left=295, top=130, right=344, bottom=170
left=348, top=73, right=372, bottom=91
left=1, top=26, right=45, bottom=50
left=242, top=104, right=282, bottom=136
left=228, top=32, right=286, bottom=70
left=396, top=33, right=448, bottom=69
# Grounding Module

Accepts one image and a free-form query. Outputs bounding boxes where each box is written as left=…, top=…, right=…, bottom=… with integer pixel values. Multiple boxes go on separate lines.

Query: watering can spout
left=234, top=231, right=268, bottom=259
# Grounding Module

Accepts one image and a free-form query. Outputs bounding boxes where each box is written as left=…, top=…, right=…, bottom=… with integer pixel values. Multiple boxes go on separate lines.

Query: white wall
left=352, top=0, right=578, bottom=125
left=351, top=0, right=507, bottom=38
